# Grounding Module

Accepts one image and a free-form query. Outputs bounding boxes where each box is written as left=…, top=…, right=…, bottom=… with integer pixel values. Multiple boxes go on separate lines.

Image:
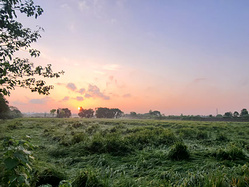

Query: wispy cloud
left=75, top=96, right=84, bottom=101
left=78, top=0, right=89, bottom=11
left=66, top=83, right=77, bottom=91
left=194, top=78, right=206, bottom=83
left=29, top=97, right=52, bottom=104
left=87, top=84, right=110, bottom=100
left=78, top=88, right=86, bottom=95
left=61, top=96, right=70, bottom=102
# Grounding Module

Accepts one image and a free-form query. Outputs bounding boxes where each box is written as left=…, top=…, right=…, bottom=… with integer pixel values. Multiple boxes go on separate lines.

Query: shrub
left=168, top=142, right=190, bottom=160
left=1, top=136, right=34, bottom=186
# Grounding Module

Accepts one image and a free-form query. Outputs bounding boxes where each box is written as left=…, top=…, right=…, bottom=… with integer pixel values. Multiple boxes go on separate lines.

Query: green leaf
left=4, top=157, right=19, bottom=170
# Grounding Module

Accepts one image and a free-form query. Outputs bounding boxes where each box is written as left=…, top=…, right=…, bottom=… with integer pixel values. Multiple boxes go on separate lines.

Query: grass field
left=1, top=118, right=249, bottom=186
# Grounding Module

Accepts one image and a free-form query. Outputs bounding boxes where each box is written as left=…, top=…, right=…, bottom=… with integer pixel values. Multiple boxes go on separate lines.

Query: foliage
left=168, top=141, right=190, bottom=160
left=149, top=110, right=161, bottom=117
left=0, top=93, right=10, bottom=118
left=2, top=118, right=249, bottom=186
left=240, top=108, right=248, bottom=117
left=95, top=107, right=123, bottom=118
left=78, top=107, right=94, bottom=118
left=1, top=136, right=34, bottom=186
left=0, top=0, right=64, bottom=96
left=224, top=112, right=232, bottom=118
left=50, top=109, right=56, bottom=117
left=57, top=108, right=71, bottom=118
left=8, top=106, right=22, bottom=118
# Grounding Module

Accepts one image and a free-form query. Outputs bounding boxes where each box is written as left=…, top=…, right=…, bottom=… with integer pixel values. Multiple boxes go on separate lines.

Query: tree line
left=51, top=107, right=123, bottom=119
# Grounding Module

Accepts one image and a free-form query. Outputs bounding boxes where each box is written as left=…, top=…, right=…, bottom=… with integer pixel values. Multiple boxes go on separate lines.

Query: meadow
left=1, top=118, right=249, bottom=186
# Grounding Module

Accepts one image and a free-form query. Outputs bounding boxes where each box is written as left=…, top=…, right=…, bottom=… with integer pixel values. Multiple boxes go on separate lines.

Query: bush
left=1, top=136, right=34, bottom=186
left=168, top=142, right=190, bottom=160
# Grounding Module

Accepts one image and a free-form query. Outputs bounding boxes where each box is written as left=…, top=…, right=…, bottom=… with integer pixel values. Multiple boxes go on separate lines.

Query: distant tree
left=233, top=111, right=239, bottom=118
left=95, top=107, right=123, bottom=118
left=130, top=112, right=137, bottom=117
left=57, top=108, right=71, bottom=118
left=216, top=114, right=223, bottom=118
left=240, top=109, right=248, bottom=117
left=149, top=110, right=161, bottom=117
left=224, top=112, right=232, bottom=118
left=78, top=107, right=94, bottom=118
left=9, top=106, right=22, bottom=118
left=0, top=0, right=64, bottom=96
left=110, top=108, right=123, bottom=118
left=50, top=109, right=56, bottom=117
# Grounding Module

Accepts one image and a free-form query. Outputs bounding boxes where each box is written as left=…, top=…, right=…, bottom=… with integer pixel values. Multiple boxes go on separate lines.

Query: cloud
left=66, top=83, right=77, bottom=91
left=123, top=93, right=131, bottom=98
left=29, top=97, right=52, bottom=104
left=78, top=88, right=86, bottom=95
left=12, top=101, right=26, bottom=105
left=85, top=93, right=92, bottom=98
left=56, top=83, right=65, bottom=86
left=75, top=96, right=84, bottom=101
left=86, top=84, right=110, bottom=100
left=61, top=96, right=70, bottom=101
left=78, top=1, right=89, bottom=11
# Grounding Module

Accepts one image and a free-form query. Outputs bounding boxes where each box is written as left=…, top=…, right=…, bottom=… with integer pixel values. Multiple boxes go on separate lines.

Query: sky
left=7, top=0, right=249, bottom=115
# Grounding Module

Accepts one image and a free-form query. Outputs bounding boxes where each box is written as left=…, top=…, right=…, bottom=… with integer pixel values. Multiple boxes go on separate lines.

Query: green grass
left=1, top=118, right=249, bottom=186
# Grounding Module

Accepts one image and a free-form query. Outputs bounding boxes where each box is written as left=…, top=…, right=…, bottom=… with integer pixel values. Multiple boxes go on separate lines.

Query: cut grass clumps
left=72, top=169, right=105, bottom=187
left=196, top=131, right=209, bottom=140
left=212, top=144, right=246, bottom=161
left=71, top=132, right=89, bottom=144
left=168, top=142, right=190, bottom=160
left=86, top=133, right=133, bottom=155
left=35, top=167, right=66, bottom=187
left=126, top=127, right=178, bottom=149
left=216, top=132, right=229, bottom=142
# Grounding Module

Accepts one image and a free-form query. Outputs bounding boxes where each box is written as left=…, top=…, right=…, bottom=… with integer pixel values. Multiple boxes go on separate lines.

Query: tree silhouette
left=78, top=107, right=94, bottom=118
left=0, top=0, right=64, bottom=96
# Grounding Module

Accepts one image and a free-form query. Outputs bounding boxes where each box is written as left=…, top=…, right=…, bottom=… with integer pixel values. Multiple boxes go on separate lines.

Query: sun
left=78, top=107, right=81, bottom=110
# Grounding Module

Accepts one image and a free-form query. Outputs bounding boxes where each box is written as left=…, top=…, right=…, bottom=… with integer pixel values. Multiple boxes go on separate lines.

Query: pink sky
left=7, top=0, right=249, bottom=115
